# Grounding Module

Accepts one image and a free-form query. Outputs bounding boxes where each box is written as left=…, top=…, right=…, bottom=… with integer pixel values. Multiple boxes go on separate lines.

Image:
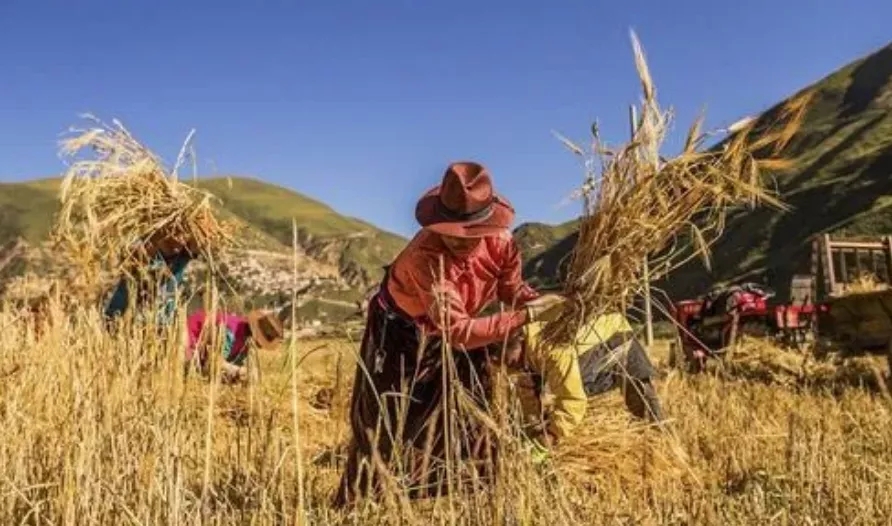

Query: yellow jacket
left=513, top=313, right=634, bottom=440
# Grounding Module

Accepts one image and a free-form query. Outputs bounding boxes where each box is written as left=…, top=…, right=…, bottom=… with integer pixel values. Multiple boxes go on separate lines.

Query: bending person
left=334, top=161, right=564, bottom=506
left=492, top=311, right=664, bottom=461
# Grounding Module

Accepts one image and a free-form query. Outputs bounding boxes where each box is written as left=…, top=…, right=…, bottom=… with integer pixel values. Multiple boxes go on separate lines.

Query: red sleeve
left=400, top=260, right=529, bottom=350
left=186, top=311, right=207, bottom=352
left=496, top=237, right=540, bottom=308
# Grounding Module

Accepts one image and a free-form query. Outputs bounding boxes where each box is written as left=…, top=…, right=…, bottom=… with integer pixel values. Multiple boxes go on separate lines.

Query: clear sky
left=1, top=1, right=890, bottom=238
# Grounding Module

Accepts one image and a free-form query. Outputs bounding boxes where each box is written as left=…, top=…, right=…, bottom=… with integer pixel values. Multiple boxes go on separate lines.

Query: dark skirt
left=334, top=293, right=494, bottom=506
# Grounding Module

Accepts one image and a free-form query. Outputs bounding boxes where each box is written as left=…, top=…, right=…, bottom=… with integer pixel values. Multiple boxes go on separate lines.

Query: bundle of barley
left=553, top=399, right=699, bottom=494
left=540, top=32, right=810, bottom=347
left=52, top=116, right=238, bottom=286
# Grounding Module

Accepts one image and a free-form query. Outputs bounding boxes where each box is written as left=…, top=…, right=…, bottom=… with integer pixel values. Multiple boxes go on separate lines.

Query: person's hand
left=502, top=339, right=524, bottom=368
left=486, top=330, right=525, bottom=369
left=525, top=294, right=567, bottom=323
left=489, top=336, right=524, bottom=368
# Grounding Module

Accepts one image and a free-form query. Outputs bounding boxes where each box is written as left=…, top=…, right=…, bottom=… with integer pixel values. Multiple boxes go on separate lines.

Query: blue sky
left=1, top=1, right=890, bottom=238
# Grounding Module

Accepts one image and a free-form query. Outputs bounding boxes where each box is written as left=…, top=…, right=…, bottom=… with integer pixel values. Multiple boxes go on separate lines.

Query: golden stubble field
left=2, top=303, right=892, bottom=525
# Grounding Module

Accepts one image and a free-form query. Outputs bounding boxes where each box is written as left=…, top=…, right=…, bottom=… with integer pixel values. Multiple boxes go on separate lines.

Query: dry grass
left=2, top=300, right=892, bottom=525
left=714, top=337, right=892, bottom=391
left=541, top=32, right=811, bottom=347
left=51, top=115, right=238, bottom=298
left=839, top=271, right=890, bottom=295
left=3, top=29, right=889, bottom=526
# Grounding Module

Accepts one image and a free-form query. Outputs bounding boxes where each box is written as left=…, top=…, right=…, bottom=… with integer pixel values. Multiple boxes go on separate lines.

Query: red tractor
left=670, top=281, right=818, bottom=371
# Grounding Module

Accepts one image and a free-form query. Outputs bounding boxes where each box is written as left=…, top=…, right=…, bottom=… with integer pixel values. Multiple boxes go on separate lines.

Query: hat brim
left=415, top=186, right=515, bottom=238
left=248, top=310, right=283, bottom=350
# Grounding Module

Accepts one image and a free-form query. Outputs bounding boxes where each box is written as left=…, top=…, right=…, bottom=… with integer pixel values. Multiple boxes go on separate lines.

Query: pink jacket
left=186, top=310, right=252, bottom=366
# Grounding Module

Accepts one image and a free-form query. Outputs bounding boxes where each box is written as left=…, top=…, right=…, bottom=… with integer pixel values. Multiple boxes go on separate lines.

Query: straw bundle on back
left=540, top=33, right=810, bottom=347
left=52, top=116, right=238, bottom=288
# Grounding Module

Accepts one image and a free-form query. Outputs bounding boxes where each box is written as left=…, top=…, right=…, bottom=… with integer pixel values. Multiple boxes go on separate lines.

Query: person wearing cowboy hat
left=184, top=307, right=287, bottom=383
left=335, top=161, right=566, bottom=506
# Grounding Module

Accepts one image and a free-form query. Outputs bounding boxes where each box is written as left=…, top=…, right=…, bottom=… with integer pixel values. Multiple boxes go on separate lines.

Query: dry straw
left=554, top=411, right=697, bottom=495
left=841, top=271, right=889, bottom=295
left=541, top=32, right=812, bottom=347
left=51, top=115, right=238, bottom=289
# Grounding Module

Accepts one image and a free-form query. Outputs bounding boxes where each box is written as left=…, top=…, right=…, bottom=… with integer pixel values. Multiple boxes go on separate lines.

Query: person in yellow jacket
left=490, top=311, right=664, bottom=455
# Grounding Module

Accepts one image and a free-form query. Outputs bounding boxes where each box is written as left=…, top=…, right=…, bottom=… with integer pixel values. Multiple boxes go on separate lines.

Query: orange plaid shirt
left=385, top=229, right=539, bottom=349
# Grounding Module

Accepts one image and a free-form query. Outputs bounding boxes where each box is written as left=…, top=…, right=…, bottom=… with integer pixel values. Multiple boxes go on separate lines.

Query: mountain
left=514, top=219, right=580, bottom=263
left=191, top=177, right=407, bottom=287
left=516, top=42, right=892, bottom=304
left=0, top=176, right=408, bottom=324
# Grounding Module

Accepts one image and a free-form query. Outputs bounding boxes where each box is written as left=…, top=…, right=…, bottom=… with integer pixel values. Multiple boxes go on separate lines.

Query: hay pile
left=52, top=116, right=238, bottom=289
left=840, top=271, right=889, bottom=295
left=719, top=337, right=890, bottom=391
left=540, top=32, right=810, bottom=347
left=722, top=338, right=837, bottom=385
left=553, top=402, right=698, bottom=494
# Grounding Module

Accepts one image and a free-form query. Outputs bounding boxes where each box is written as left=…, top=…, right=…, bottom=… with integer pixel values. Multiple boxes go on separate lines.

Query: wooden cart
left=811, top=234, right=892, bottom=373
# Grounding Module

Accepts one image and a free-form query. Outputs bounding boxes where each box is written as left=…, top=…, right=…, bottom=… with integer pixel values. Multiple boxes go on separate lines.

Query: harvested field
left=2, top=302, right=892, bottom=525
left=2, top=27, right=890, bottom=526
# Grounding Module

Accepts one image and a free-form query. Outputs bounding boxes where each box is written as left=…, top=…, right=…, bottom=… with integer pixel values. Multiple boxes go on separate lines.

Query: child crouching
left=185, top=308, right=288, bottom=383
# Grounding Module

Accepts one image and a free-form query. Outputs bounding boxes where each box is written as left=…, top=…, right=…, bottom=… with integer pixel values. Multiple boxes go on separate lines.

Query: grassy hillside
left=0, top=178, right=61, bottom=243
left=0, top=176, right=407, bottom=288
left=513, top=219, right=580, bottom=263
left=193, top=177, right=407, bottom=285
left=520, top=42, right=892, bottom=302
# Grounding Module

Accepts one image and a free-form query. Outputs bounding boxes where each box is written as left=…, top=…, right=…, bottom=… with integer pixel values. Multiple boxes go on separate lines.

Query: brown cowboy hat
left=415, top=161, right=516, bottom=238
left=247, top=310, right=285, bottom=349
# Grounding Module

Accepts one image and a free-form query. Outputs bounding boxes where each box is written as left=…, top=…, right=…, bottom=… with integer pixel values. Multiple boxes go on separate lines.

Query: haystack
left=540, top=32, right=810, bottom=347
left=723, top=338, right=837, bottom=385
left=837, top=271, right=889, bottom=296
left=553, top=399, right=698, bottom=494
left=51, top=116, right=238, bottom=292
